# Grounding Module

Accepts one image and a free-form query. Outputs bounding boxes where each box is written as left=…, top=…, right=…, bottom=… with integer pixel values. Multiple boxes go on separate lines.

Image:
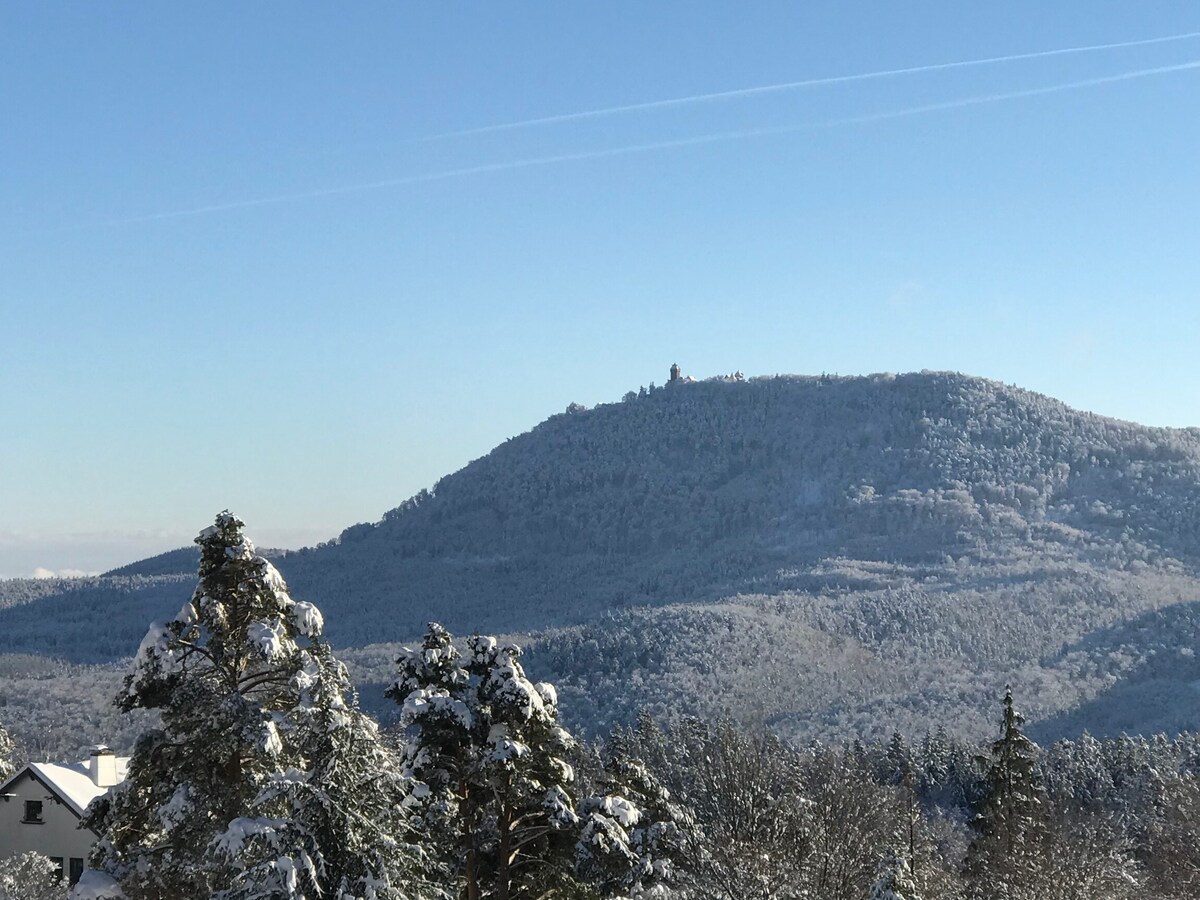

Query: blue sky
left=3, top=3, right=1199, bottom=576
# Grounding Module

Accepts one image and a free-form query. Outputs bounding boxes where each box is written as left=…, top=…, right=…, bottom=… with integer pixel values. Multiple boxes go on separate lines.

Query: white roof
left=21, top=758, right=130, bottom=817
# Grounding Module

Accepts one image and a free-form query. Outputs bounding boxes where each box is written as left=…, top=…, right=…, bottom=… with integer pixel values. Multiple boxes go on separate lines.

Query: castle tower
left=669, top=362, right=681, bottom=383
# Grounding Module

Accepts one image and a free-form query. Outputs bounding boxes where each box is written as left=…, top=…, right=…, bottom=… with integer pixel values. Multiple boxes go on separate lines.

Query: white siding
left=0, top=769, right=94, bottom=877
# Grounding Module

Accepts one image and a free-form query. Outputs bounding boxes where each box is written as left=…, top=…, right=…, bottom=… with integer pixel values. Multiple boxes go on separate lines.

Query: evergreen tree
left=575, top=742, right=691, bottom=898
left=392, top=623, right=674, bottom=900
left=390, top=624, right=588, bottom=899
left=80, top=512, right=423, bottom=900
left=867, top=851, right=921, bottom=900
left=917, top=728, right=947, bottom=795
left=884, top=731, right=912, bottom=786
left=211, top=637, right=435, bottom=900
left=0, top=720, right=14, bottom=782
left=962, top=688, right=1047, bottom=899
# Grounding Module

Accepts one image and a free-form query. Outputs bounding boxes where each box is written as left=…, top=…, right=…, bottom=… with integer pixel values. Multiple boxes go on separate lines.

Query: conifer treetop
left=868, top=851, right=920, bottom=900
left=121, top=511, right=325, bottom=714
left=81, top=512, right=424, bottom=900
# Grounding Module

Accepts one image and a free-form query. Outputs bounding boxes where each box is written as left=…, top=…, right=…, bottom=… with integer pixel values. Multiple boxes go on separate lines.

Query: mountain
left=6, top=371, right=1200, bottom=757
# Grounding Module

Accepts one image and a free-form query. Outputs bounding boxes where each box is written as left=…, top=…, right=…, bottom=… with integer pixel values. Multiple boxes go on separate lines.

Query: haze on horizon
left=3, top=2, right=1199, bottom=577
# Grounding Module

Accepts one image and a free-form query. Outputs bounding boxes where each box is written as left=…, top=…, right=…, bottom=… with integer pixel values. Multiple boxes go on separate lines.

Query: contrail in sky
left=99, top=58, right=1200, bottom=227
left=415, top=30, right=1200, bottom=140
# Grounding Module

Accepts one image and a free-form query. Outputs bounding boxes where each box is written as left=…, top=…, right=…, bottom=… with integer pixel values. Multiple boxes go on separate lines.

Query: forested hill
left=22, top=370, right=1200, bottom=647
left=8, top=371, right=1200, bottom=748
left=270, top=370, right=1200, bottom=642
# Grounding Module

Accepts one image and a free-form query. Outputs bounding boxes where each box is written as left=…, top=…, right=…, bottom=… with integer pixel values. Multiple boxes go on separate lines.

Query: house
left=0, top=745, right=128, bottom=886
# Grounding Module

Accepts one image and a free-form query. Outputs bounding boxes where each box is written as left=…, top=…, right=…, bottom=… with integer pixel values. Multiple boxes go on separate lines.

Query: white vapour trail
left=102, top=59, right=1200, bottom=227
left=416, top=30, right=1200, bottom=140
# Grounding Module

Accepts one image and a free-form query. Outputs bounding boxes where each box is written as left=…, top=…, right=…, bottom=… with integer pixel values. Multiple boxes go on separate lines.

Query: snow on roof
left=17, top=757, right=130, bottom=817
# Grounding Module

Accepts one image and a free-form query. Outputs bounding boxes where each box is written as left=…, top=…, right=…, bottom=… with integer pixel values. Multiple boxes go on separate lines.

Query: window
left=51, top=858, right=64, bottom=882
left=69, top=858, right=84, bottom=885
left=22, top=799, right=43, bottom=823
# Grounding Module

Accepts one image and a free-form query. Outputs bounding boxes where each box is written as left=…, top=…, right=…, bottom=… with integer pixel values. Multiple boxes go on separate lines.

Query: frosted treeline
left=60, top=515, right=686, bottom=900
left=612, top=705, right=1200, bottom=899
left=5, top=372, right=1200, bottom=756
left=8, top=512, right=1200, bottom=900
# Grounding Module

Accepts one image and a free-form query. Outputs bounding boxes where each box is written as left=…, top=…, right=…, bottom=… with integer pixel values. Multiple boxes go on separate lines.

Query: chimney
left=89, top=746, right=118, bottom=787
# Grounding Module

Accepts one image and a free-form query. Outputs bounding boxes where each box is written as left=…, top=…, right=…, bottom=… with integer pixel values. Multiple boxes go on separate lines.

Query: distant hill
left=6, top=371, right=1200, bottom=755
left=104, top=547, right=199, bottom=578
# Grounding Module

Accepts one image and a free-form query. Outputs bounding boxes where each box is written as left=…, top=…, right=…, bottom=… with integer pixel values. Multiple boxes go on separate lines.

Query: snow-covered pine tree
left=916, top=728, right=949, bottom=800
left=962, top=688, right=1047, bottom=899
left=575, top=741, right=692, bottom=898
left=471, top=634, right=590, bottom=898
left=79, top=512, right=424, bottom=900
left=867, top=851, right=921, bottom=900
left=390, top=624, right=590, bottom=899
left=0, top=720, right=14, bottom=782
left=211, top=636, right=436, bottom=900
left=884, top=732, right=912, bottom=785
left=386, top=623, right=473, bottom=883
left=393, top=623, right=671, bottom=900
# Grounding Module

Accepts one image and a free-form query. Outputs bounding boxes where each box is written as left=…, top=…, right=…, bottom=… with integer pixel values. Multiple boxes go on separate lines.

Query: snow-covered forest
left=0, top=512, right=1189, bottom=899
left=6, top=373, right=1200, bottom=758
left=6, top=374, right=1200, bottom=896
left=6, top=511, right=1200, bottom=900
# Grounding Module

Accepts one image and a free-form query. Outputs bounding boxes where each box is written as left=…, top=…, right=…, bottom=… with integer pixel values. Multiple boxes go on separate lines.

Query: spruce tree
left=867, top=851, right=921, bottom=900
left=80, top=512, right=424, bottom=900
left=884, top=732, right=911, bottom=785
left=962, top=688, right=1047, bottom=899
left=917, top=728, right=948, bottom=796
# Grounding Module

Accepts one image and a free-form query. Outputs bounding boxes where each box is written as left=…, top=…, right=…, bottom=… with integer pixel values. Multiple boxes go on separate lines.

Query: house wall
left=0, top=769, right=94, bottom=876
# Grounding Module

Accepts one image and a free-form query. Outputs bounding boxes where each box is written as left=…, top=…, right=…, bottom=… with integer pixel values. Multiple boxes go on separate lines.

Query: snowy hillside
left=6, top=371, right=1200, bottom=755
left=264, top=372, right=1200, bottom=642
